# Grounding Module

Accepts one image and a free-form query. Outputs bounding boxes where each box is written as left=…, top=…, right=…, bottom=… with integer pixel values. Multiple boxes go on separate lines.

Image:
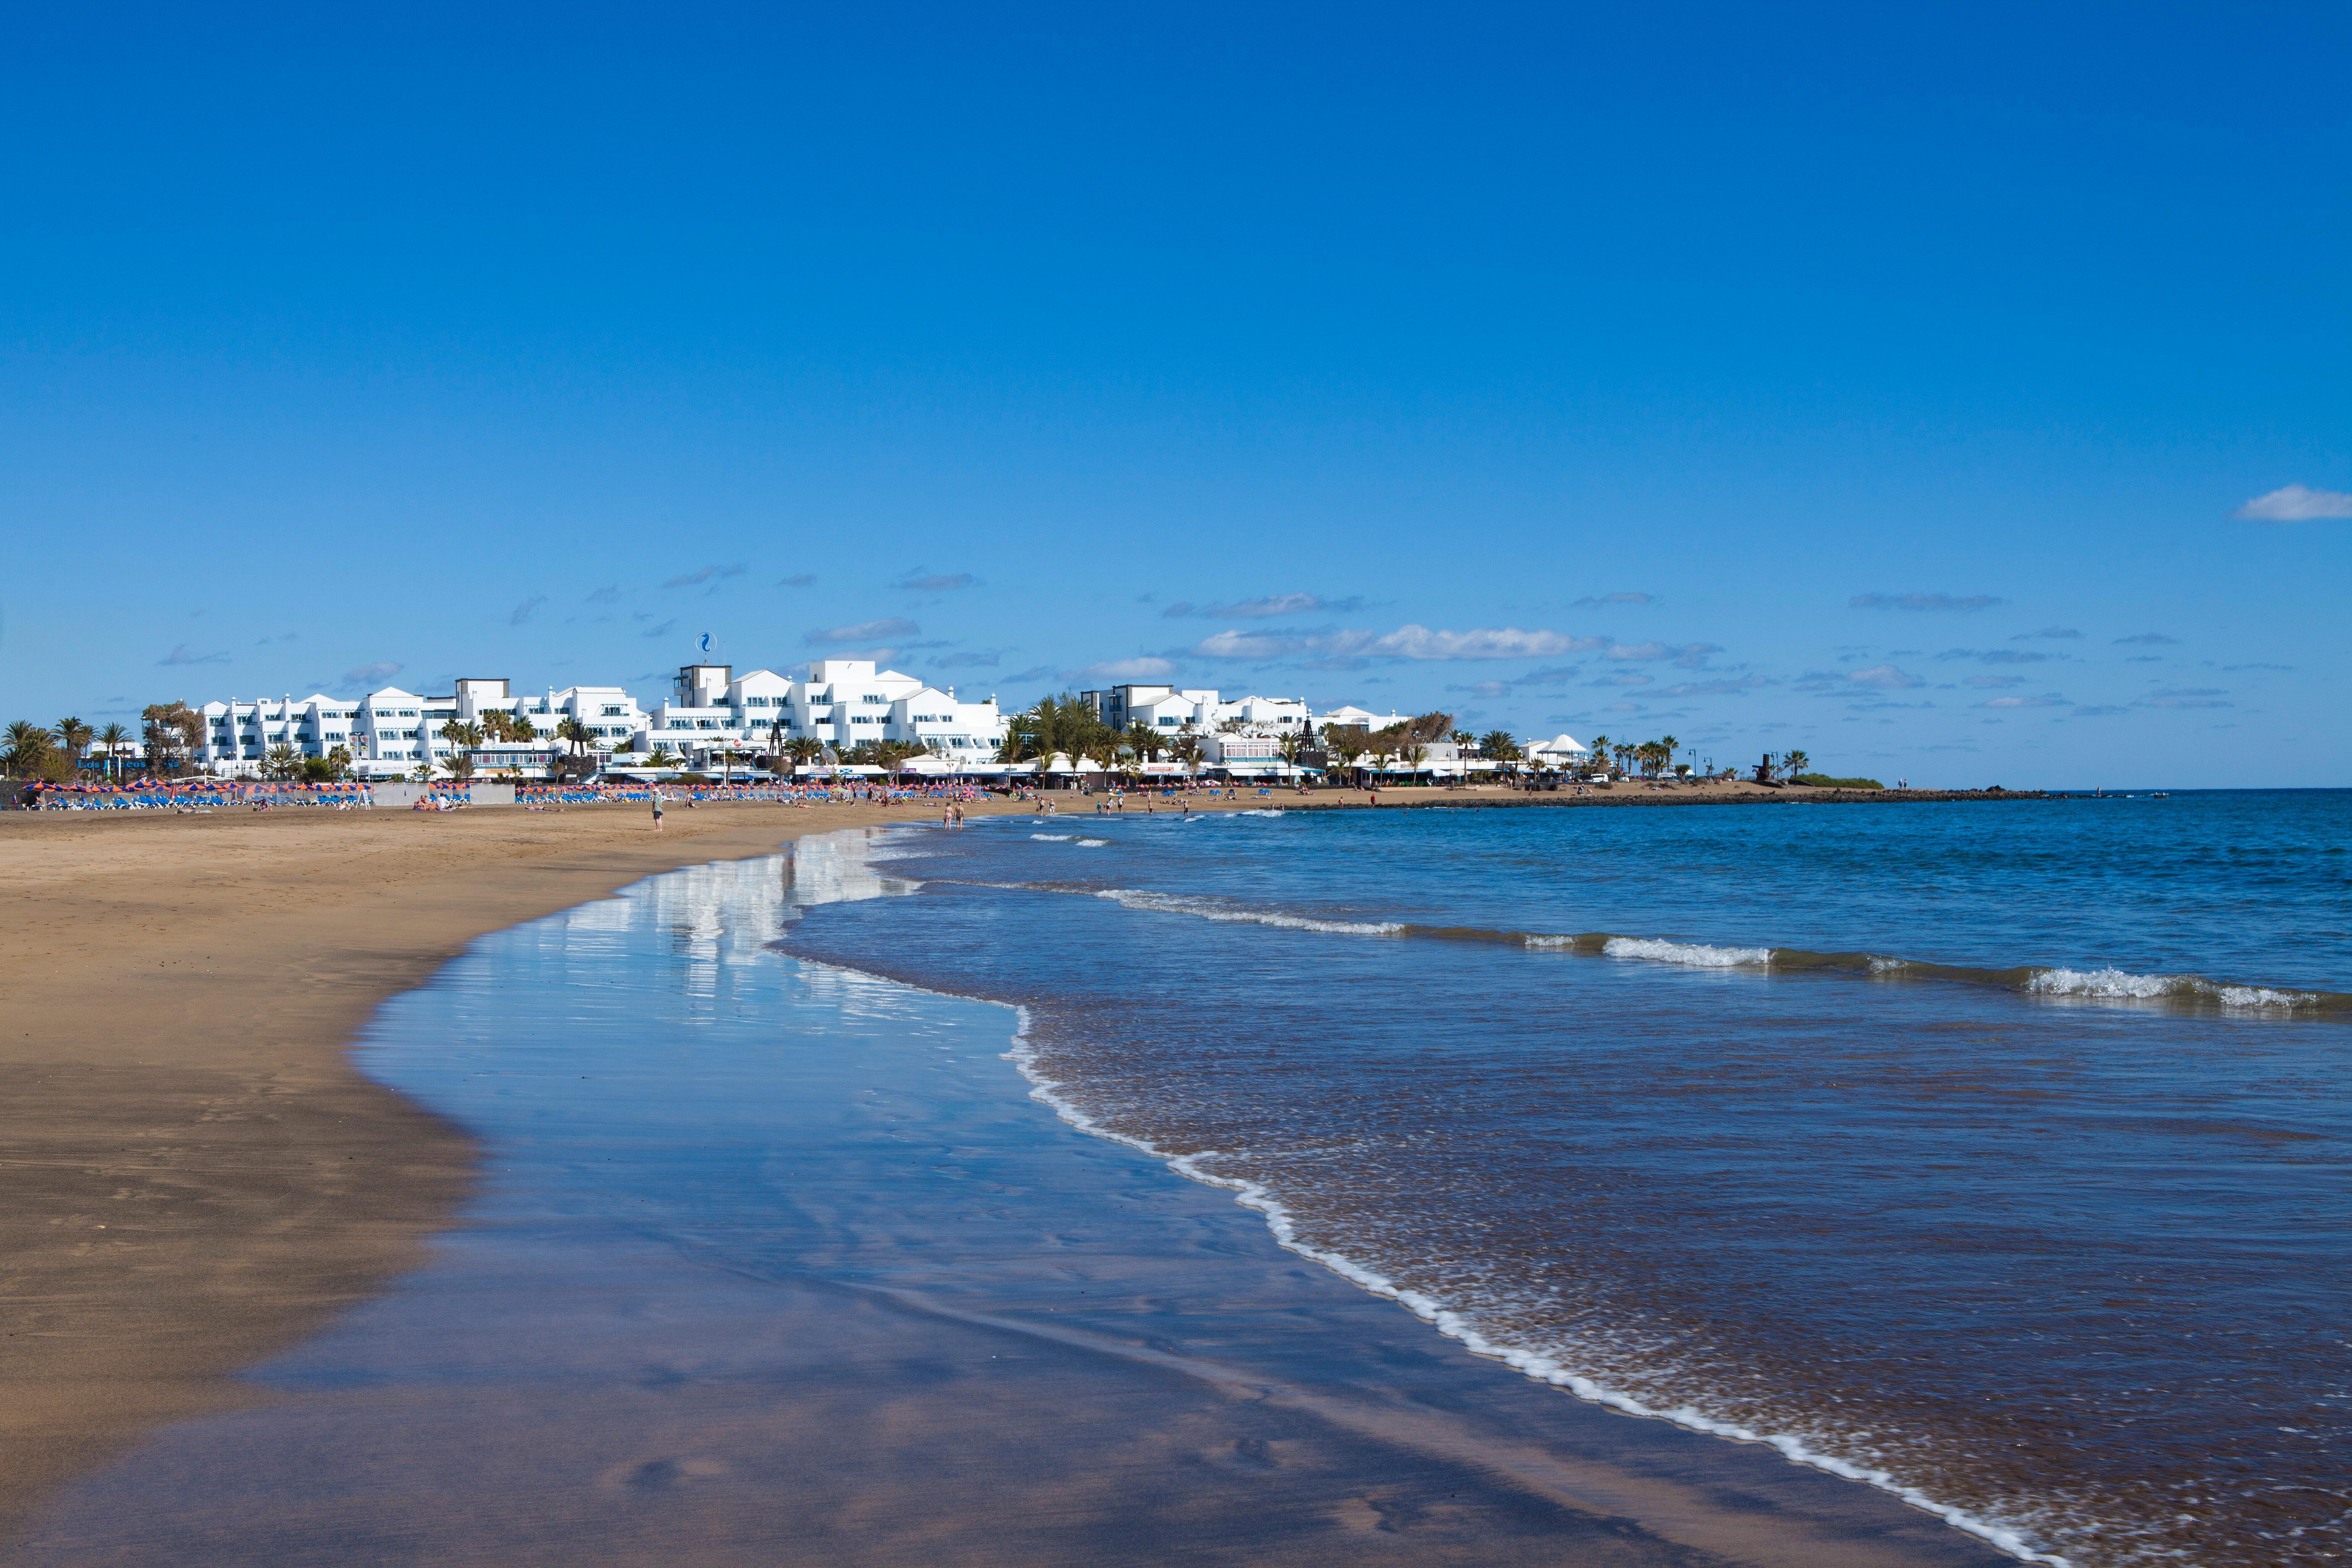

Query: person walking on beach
left=651, top=789, right=665, bottom=832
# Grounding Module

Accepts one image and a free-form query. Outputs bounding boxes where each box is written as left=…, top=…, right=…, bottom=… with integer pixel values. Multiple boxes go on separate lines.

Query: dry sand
left=0, top=796, right=1043, bottom=1542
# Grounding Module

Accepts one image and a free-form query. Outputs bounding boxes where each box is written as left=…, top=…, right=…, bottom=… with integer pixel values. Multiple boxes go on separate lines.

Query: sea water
left=780, top=791, right=2352, bottom=1568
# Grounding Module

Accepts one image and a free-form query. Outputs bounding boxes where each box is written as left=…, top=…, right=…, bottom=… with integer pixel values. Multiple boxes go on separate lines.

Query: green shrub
left=1793, top=772, right=1885, bottom=789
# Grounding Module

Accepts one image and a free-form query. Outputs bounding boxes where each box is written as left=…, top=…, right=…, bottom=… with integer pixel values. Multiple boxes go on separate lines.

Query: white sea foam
left=1237, top=808, right=1286, bottom=817
left=1602, top=936, right=1774, bottom=968
left=1030, top=833, right=1074, bottom=841
left=995, top=1008, right=2068, bottom=1566
left=2030, top=967, right=2313, bottom=1008
left=1077, top=838, right=1109, bottom=847
left=1092, top=888, right=1403, bottom=935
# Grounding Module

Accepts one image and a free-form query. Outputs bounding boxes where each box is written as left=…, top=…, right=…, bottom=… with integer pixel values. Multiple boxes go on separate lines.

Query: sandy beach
left=4, top=789, right=2033, bottom=1563
left=0, top=797, right=1054, bottom=1542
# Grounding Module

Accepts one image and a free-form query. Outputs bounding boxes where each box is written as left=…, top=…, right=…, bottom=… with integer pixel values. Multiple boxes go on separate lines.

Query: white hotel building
left=191, top=661, right=1005, bottom=779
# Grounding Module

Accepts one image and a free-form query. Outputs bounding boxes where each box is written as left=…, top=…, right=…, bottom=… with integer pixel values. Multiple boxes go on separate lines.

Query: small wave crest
left=1093, top=888, right=1404, bottom=935
left=2027, top=967, right=2319, bottom=1009
left=1029, top=833, right=1073, bottom=841
left=1602, top=936, right=1775, bottom=968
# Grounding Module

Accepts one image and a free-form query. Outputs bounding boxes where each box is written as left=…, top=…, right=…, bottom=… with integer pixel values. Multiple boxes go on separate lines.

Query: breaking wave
left=1092, top=887, right=1406, bottom=935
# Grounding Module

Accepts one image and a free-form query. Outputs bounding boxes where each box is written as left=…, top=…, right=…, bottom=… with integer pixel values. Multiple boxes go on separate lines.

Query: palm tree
left=4, top=720, right=52, bottom=779
left=52, top=716, right=93, bottom=774
left=646, top=747, right=679, bottom=771
left=325, top=745, right=353, bottom=781
left=1784, top=748, right=1812, bottom=782
left=95, top=722, right=131, bottom=779
left=786, top=735, right=823, bottom=774
left=264, top=743, right=304, bottom=780
left=508, top=712, right=538, bottom=743
left=1658, top=734, right=1679, bottom=779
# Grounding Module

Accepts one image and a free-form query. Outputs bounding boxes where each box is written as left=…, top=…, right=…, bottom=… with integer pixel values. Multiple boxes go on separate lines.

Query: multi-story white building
left=640, top=661, right=1006, bottom=769
left=1077, top=684, right=1313, bottom=736
left=187, top=661, right=1003, bottom=779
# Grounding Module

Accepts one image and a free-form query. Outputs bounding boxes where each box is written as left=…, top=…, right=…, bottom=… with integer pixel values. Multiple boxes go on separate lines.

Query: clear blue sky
left=3, top=3, right=2345, bottom=786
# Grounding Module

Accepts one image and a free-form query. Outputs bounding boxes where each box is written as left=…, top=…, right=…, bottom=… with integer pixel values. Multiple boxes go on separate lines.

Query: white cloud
left=1604, top=640, right=1721, bottom=667
left=157, top=644, right=231, bottom=665
left=808, top=618, right=920, bottom=645
left=1079, top=656, right=1177, bottom=680
left=2234, top=485, right=2352, bottom=523
left=1849, top=592, right=2006, bottom=611
left=341, top=660, right=402, bottom=686
left=1164, top=592, right=1362, bottom=619
left=1847, top=664, right=1925, bottom=690
left=1367, top=624, right=1591, bottom=659
left=1186, top=624, right=1602, bottom=662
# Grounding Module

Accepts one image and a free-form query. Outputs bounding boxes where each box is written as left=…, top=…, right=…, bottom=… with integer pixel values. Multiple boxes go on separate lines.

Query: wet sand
left=0, top=798, right=1034, bottom=1543
left=9, top=844, right=2014, bottom=1566
left=5, top=798, right=2020, bottom=1565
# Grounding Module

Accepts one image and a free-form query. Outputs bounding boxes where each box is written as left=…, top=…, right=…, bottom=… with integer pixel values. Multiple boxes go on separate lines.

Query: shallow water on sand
left=778, top=792, right=2352, bottom=1568
left=13, top=848, right=2007, bottom=1567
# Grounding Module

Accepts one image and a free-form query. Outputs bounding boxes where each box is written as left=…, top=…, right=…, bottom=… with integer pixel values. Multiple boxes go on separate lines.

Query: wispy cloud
left=1163, top=592, right=1363, bottom=620
left=510, top=595, right=548, bottom=626
left=642, top=619, right=679, bottom=639
left=1603, top=640, right=1720, bottom=668
left=2070, top=704, right=2130, bottom=717
left=777, top=573, right=817, bottom=588
left=1849, top=592, right=2006, bottom=612
left=2113, top=632, right=2177, bottom=646
left=1006, top=664, right=1057, bottom=683
left=2011, top=626, right=2081, bottom=641
left=894, top=566, right=977, bottom=592
left=2145, top=687, right=2232, bottom=709
left=932, top=651, right=1002, bottom=668
left=1977, top=692, right=2070, bottom=709
left=1570, top=592, right=1654, bottom=608
left=341, top=661, right=402, bottom=687
left=1935, top=648, right=2053, bottom=665
left=662, top=564, right=748, bottom=589
left=1656, top=676, right=1769, bottom=698
left=808, top=618, right=920, bottom=645
left=1079, top=656, right=1177, bottom=681
left=1843, top=665, right=1925, bottom=690
left=1965, top=675, right=2030, bottom=688
left=1187, top=624, right=1602, bottom=662
left=1584, top=672, right=1655, bottom=688
left=2222, top=662, right=2294, bottom=672
left=2234, top=485, right=2352, bottom=523
left=585, top=585, right=622, bottom=604
left=158, top=644, right=231, bottom=665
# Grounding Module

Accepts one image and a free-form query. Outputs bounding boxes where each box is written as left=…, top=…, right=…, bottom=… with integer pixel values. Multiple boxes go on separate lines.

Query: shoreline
left=15, top=835, right=2015, bottom=1566
left=0, top=796, right=1052, bottom=1543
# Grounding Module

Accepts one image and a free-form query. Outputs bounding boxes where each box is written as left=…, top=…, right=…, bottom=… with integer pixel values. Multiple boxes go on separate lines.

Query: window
left=696, top=720, right=717, bottom=730
left=851, top=716, right=875, bottom=725
left=862, top=694, right=887, bottom=704
left=601, top=705, right=625, bottom=717
left=1158, top=717, right=1178, bottom=727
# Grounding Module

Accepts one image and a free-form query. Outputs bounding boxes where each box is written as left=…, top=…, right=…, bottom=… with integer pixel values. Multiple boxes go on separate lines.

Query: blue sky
left=3, top=3, right=2345, bottom=785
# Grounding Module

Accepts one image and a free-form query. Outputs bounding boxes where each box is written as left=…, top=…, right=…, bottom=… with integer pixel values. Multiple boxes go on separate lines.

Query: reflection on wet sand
left=13, top=842, right=2007, bottom=1567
